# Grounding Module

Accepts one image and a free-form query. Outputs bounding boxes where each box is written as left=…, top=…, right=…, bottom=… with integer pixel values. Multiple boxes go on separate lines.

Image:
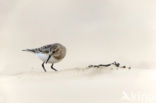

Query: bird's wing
left=37, top=44, right=53, bottom=54
left=22, top=45, right=51, bottom=54
left=23, top=44, right=58, bottom=54
left=39, top=44, right=58, bottom=54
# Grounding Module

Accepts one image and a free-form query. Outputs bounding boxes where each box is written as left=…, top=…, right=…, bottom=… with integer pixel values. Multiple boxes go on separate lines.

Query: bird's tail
left=22, top=49, right=36, bottom=53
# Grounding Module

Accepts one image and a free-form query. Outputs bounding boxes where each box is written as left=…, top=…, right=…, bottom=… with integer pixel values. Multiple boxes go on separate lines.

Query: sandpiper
left=22, top=43, right=66, bottom=72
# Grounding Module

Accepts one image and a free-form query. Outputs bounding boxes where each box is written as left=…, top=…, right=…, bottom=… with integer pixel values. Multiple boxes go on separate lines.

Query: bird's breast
left=36, top=53, right=59, bottom=63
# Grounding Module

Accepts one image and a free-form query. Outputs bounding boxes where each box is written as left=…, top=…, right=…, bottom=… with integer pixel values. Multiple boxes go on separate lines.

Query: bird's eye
left=53, top=51, right=56, bottom=53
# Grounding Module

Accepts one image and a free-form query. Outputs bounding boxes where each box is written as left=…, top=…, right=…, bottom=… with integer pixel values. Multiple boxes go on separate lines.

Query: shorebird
left=22, top=43, right=66, bottom=72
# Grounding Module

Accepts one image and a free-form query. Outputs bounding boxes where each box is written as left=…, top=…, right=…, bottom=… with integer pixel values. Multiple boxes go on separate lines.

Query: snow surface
left=0, top=66, right=156, bottom=103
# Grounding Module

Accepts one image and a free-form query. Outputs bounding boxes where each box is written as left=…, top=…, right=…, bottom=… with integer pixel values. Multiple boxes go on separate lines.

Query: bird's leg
left=51, top=64, right=58, bottom=71
left=46, top=55, right=52, bottom=64
left=42, top=62, right=46, bottom=72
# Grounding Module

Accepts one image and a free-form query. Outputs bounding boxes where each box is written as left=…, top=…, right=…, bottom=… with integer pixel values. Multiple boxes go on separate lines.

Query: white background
left=0, top=0, right=156, bottom=73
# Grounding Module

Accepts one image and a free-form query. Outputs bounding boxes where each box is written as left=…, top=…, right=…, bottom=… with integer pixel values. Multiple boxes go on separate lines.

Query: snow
left=0, top=66, right=156, bottom=103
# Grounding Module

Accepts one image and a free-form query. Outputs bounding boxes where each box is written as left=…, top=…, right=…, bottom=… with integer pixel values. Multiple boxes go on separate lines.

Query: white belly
left=36, top=53, right=59, bottom=63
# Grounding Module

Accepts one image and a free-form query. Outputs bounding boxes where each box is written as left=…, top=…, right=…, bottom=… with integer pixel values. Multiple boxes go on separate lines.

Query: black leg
left=51, top=64, right=58, bottom=71
left=46, top=55, right=52, bottom=64
left=42, top=62, right=46, bottom=72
